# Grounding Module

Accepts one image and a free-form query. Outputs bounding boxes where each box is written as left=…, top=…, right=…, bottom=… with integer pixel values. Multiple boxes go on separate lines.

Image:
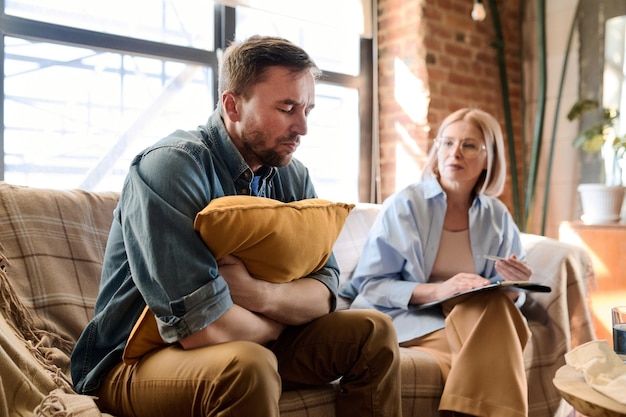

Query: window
left=4, top=37, right=214, bottom=190
left=1, top=1, right=373, bottom=201
left=235, top=5, right=363, bottom=201
left=604, top=15, right=626, bottom=185
left=6, top=0, right=216, bottom=49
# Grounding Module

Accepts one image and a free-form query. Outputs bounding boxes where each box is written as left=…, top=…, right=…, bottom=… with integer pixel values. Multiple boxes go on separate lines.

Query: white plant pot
left=577, top=183, right=626, bottom=224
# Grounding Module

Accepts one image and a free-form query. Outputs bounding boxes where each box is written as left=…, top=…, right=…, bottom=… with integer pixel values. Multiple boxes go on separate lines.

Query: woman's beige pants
left=403, top=290, right=532, bottom=417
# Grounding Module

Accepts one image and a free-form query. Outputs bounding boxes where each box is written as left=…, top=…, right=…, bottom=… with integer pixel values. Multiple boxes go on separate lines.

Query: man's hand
left=217, top=255, right=270, bottom=313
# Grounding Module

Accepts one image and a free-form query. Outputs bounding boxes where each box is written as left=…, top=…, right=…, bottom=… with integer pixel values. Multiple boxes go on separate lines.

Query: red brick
left=377, top=0, right=523, bottom=206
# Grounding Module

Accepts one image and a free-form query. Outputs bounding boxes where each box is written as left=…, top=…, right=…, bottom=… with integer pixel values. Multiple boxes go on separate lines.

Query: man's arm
left=218, top=255, right=333, bottom=325
left=179, top=255, right=331, bottom=350
left=253, top=276, right=333, bottom=324
left=179, top=304, right=285, bottom=349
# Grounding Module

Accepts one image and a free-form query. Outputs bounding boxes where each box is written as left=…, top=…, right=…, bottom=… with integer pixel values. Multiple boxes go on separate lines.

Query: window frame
left=0, top=2, right=374, bottom=201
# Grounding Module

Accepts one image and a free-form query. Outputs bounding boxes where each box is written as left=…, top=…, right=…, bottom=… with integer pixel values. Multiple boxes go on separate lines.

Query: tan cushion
left=123, top=196, right=354, bottom=364
left=193, top=196, right=354, bottom=282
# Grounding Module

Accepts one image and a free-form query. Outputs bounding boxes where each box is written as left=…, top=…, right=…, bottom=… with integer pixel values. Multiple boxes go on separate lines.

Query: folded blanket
left=34, top=389, right=102, bottom=417
left=1, top=247, right=104, bottom=417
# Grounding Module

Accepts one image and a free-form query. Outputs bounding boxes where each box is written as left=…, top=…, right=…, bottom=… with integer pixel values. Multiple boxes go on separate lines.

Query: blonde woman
left=341, top=108, right=532, bottom=417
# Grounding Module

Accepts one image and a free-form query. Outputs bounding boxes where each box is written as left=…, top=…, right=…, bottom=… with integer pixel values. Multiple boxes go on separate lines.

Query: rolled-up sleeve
left=121, top=144, right=232, bottom=342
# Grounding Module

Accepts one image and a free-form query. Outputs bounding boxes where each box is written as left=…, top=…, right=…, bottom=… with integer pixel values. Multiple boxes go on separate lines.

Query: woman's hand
left=410, top=273, right=490, bottom=305
left=435, top=273, right=490, bottom=300
left=494, top=254, right=532, bottom=282
left=494, top=255, right=532, bottom=303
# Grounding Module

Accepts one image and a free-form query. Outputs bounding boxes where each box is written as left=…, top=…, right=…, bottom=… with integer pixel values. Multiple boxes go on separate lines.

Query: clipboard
left=414, top=280, right=551, bottom=311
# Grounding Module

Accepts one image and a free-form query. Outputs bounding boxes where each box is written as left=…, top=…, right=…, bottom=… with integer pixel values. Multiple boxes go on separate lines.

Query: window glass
left=235, top=6, right=361, bottom=202
left=2, top=3, right=366, bottom=200
left=298, top=84, right=360, bottom=202
left=239, top=0, right=369, bottom=37
left=4, top=37, right=214, bottom=191
left=235, top=6, right=360, bottom=76
left=5, top=0, right=215, bottom=50
left=604, top=16, right=626, bottom=185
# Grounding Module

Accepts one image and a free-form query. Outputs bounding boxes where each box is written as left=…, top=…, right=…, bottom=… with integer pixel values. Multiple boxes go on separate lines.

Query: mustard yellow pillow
left=123, top=305, right=172, bottom=364
left=123, top=196, right=354, bottom=363
left=193, top=195, right=355, bottom=283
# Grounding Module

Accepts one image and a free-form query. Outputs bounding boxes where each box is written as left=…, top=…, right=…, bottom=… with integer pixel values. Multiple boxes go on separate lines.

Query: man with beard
left=71, top=35, right=401, bottom=417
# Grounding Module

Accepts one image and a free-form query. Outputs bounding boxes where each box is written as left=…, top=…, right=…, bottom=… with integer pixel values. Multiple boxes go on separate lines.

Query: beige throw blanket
left=0, top=249, right=104, bottom=417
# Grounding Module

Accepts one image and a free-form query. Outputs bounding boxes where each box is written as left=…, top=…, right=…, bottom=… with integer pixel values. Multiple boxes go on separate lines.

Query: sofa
left=0, top=181, right=596, bottom=417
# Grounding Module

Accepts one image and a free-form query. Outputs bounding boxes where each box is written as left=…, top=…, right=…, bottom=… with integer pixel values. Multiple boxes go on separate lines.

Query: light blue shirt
left=71, top=109, right=340, bottom=394
left=340, top=178, right=525, bottom=343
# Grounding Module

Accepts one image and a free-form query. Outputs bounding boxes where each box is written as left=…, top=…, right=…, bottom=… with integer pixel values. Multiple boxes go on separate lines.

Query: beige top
left=429, top=229, right=475, bottom=282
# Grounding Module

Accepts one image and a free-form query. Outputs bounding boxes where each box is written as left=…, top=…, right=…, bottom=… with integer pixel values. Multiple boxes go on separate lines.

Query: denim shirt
left=340, top=178, right=524, bottom=343
left=71, top=110, right=340, bottom=394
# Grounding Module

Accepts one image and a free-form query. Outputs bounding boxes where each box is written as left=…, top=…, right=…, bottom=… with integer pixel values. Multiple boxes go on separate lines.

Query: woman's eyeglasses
left=434, top=137, right=486, bottom=159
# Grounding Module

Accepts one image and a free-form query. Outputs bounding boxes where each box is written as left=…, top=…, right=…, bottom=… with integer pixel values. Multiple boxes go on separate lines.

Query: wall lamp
left=472, top=0, right=487, bottom=21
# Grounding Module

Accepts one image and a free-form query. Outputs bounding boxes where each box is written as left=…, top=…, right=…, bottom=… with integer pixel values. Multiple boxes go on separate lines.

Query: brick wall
left=377, top=0, right=523, bottom=212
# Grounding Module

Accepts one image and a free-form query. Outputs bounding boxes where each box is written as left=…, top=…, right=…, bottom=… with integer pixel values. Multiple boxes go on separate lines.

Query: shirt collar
left=423, top=177, right=445, bottom=199
left=422, top=177, right=488, bottom=209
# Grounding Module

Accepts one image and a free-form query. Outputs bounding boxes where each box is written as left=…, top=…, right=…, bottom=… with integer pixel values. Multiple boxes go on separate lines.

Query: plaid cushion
left=0, top=182, right=119, bottom=353
left=279, top=349, right=443, bottom=417
left=397, top=348, right=442, bottom=417
left=280, top=385, right=338, bottom=416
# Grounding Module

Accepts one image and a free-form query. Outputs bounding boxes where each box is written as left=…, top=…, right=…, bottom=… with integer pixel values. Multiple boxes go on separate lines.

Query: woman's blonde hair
left=422, top=107, right=507, bottom=196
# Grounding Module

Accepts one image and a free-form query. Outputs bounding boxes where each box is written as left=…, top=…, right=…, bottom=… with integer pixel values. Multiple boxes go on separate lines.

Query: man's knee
left=200, top=341, right=281, bottom=408
left=333, top=309, right=400, bottom=366
left=341, top=309, right=397, bottom=341
left=361, top=310, right=399, bottom=358
left=220, top=341, right=279, bottom=387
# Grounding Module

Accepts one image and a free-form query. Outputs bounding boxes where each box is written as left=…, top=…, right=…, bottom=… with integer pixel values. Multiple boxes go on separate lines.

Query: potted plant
left=567, top=98, right=626, bottom=224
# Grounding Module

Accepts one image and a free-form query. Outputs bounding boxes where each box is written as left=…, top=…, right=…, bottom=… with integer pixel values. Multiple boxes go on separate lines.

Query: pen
left=484, top=255, right=527, bottom=265
left=484, top=255, right=508, bottom=262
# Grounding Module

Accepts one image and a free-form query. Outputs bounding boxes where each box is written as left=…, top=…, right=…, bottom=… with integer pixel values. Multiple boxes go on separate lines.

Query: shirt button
left=240, top=188, right=248, bottom=194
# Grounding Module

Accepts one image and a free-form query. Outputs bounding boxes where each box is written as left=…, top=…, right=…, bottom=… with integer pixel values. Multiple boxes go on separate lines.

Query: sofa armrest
left=520, top=233, right=596, bottom=349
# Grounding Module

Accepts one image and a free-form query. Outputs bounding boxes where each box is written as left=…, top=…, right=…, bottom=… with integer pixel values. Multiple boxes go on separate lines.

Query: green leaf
left=582, top=134, right=605, bottom=153
left=566, top=99, right=599, bottom=121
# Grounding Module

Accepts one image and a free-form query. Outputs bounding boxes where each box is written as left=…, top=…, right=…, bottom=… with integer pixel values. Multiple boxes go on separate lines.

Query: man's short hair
left=217, top=35, right=321, bottom=114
